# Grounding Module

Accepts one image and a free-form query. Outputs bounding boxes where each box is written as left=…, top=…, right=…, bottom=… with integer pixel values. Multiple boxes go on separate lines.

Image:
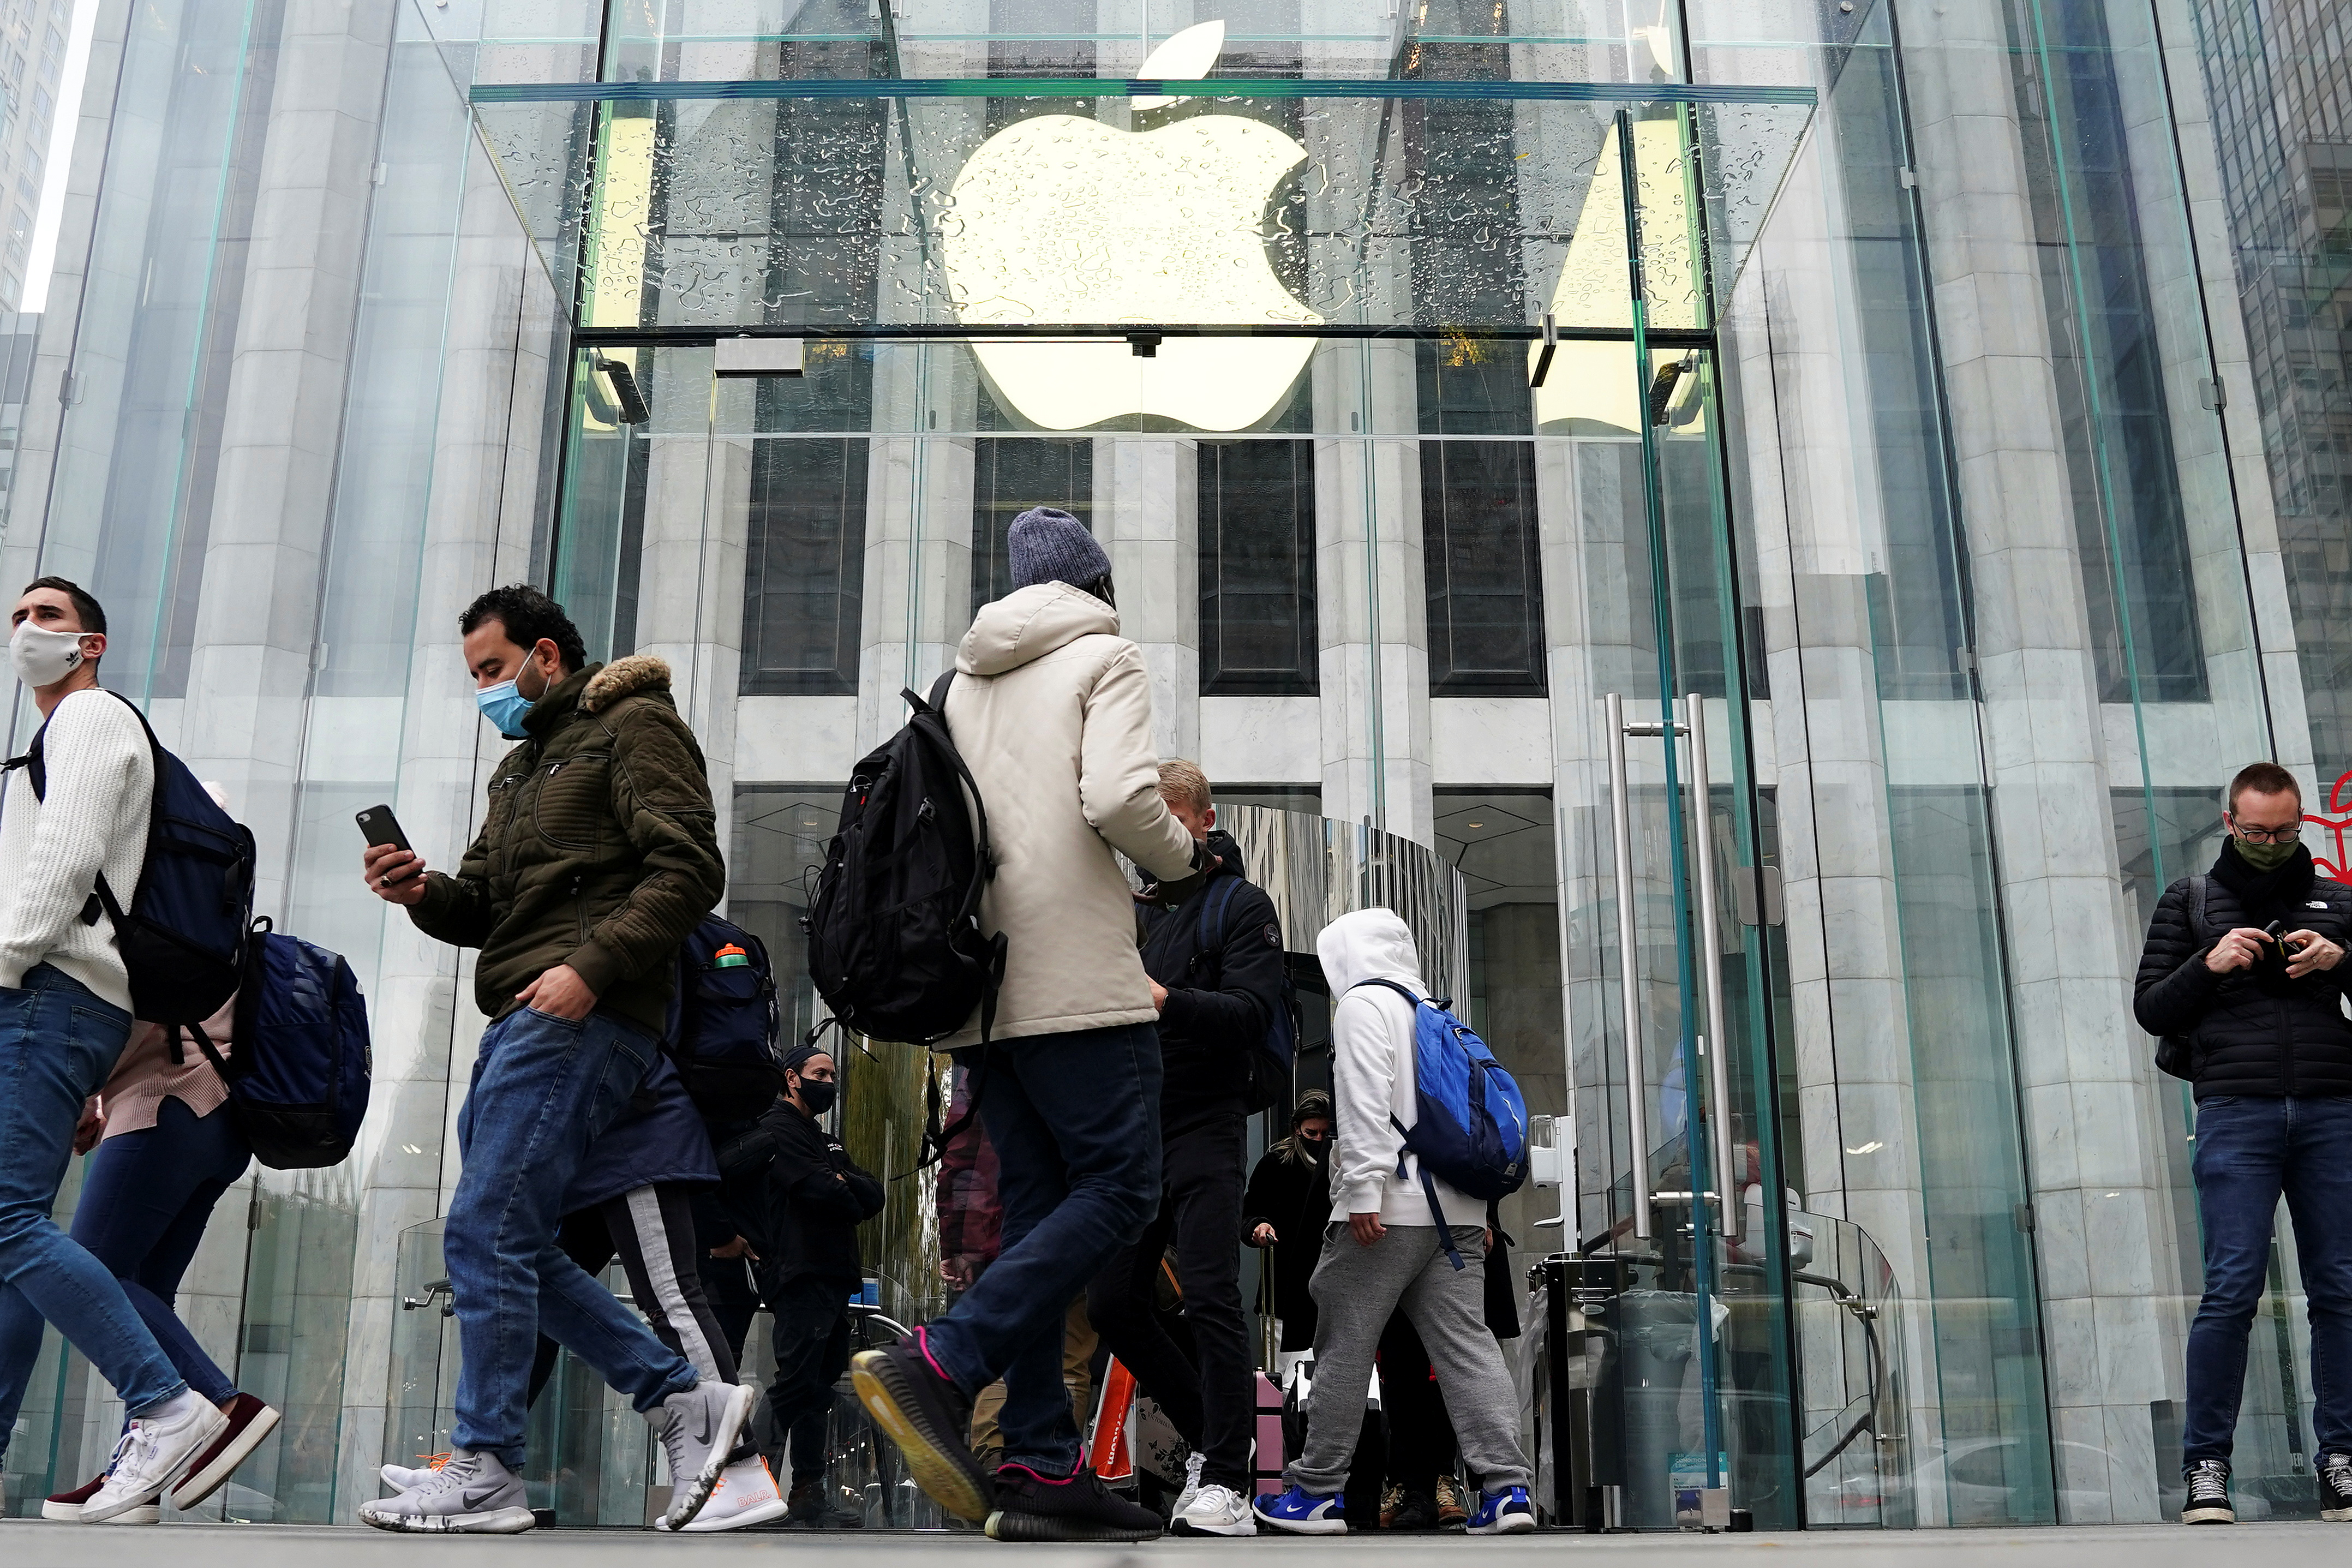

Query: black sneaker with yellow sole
left=849, top=1331, right=991, bottom=1523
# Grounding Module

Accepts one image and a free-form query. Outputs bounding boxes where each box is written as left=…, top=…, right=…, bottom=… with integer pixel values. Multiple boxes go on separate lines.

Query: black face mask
left=1300, top=1135, right=1330, bottom=1164
left=797, top=1078, right=837, bottom=1116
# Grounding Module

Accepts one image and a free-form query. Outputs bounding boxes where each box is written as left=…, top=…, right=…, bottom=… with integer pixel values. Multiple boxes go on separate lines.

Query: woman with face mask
left=1242, top=1092, right=1335, bottom=1355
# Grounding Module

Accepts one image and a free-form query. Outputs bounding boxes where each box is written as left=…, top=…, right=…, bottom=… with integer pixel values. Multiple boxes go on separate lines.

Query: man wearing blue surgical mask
left=356, top=583, right=747, bottom=1535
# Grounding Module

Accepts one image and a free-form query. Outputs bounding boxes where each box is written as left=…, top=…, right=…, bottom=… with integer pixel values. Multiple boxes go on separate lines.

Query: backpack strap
left=902, top=675, right=1005, bottom=1048
left=1352, top=979, right=1467, bottom=1271
left=1190, top=875, right=1242, bottom=979
left=4, top=695, right=143, bottom=930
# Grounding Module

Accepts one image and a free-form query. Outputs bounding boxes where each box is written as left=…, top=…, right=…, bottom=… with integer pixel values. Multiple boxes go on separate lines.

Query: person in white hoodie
left=1254, top=907, right=1535, bottom=1536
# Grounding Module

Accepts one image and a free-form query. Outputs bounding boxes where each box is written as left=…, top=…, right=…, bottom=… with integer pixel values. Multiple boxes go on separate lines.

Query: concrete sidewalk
left=0, top=1521, right=2338, bottom=1567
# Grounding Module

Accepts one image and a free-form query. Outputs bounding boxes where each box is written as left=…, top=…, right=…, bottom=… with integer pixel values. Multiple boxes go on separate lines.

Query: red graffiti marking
left=2307, top=770, right=2352, bottom=883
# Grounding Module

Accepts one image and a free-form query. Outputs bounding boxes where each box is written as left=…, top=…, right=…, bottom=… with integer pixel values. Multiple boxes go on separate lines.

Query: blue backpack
left=183, top=920, right=372, bottom=1169
left=7, top=690, right=256, bottom=1027
left=665, top=914, right=784, bottom=1121
left=1190, top=877, right=1298, bottom=1113
left=1351, top=978, right=1530, bottom=1268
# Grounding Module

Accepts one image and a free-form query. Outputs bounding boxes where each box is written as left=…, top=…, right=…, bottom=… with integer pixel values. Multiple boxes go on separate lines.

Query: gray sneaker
left=357, top=1449, right=535, bottom=1533
left=653, top=1380, right=756, bottom=1530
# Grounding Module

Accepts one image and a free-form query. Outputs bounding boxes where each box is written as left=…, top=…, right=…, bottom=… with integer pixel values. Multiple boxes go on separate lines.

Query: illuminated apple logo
left=940, top=21, right=1321, bottom=432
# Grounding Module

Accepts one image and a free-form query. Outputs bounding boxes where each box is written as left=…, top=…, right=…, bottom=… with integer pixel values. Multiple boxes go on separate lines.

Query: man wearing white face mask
left=0, top=576, right=232, bottom=1522
left=356, top=583, right=747, bottom=1534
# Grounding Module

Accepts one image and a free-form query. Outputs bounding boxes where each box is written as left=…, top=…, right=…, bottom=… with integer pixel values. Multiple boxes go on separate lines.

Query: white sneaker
left=356, top=1449, right=535, bottom=1533
left=654, top=1454, right=789, bottom=1533
left=1174, top=1450, right=1207, bottom=1517
left=81, top=1390, right=229, bottom=1523
left=651, top=1380, right=756, bottom=1529
left=1173, top=1481, right=1260, bottom=1537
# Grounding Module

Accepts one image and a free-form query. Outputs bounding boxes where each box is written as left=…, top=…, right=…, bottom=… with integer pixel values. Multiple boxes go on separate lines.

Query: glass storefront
left=1, top=0, right=2339, bottom=1533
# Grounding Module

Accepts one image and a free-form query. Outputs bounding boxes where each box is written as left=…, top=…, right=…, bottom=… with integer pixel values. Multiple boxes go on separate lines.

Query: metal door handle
left=1683, top=694, right=1739, bottom=1241
left=1604, top=693, right=1650, bottom=1239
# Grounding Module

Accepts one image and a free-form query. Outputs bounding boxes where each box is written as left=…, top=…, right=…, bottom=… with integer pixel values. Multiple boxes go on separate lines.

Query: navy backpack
left=665, top=914, right=785, bottom=1121
left=7, top=689, right=256, bottom=1029
left=1351, top=978, right=1530, bottom=1268
left=185, top=919, right=372, bottom=1169
left=1188, top=877, right=1298, bottom=1113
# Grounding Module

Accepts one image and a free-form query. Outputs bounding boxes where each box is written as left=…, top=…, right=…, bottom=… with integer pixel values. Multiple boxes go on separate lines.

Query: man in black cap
left=716, top=1041, right=883, bottom=1527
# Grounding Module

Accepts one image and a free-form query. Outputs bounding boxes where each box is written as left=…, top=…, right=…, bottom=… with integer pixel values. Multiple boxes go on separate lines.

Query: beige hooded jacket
left=938, top=583, right=1198, bottom=1046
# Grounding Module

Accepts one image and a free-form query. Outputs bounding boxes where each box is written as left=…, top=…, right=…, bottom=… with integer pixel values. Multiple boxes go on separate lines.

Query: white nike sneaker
left=1174, top=1450, right=1207, bottom=1517
left=1174, top=1480, right=1261, bottom=1537
left=357, top=1449, right=535, bottom=1533
left=651, top=1380, right=756, bottom=1530
left=81, top=1390, right=229, bottom=1523
left=654, top=1454, right=788, bottom=1533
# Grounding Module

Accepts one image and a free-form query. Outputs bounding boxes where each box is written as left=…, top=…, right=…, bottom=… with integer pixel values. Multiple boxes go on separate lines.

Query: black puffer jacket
left=1140, top=829, right=1286, bottom=1138
left=2133, top=846, right=2352, bottom=1099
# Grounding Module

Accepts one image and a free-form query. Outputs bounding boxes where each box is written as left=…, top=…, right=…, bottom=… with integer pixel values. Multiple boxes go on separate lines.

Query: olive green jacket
left=411, top=656, right=725, bottom=1036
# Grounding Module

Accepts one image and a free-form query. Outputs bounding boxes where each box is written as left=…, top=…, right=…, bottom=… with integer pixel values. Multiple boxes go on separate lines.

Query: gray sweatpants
left=1287, top=1223, right=1530, bottom=1495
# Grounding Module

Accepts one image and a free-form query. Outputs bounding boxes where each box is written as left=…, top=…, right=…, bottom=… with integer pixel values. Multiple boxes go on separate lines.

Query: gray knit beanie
left=1007, top=507, right=1111, bottom=591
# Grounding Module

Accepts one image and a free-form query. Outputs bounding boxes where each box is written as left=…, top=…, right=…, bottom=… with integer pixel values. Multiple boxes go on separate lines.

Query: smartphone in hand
left=355, top=805, right=411, bottom=854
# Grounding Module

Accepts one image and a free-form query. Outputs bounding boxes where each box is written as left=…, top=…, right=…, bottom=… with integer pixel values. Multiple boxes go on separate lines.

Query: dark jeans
left=1087, top=1111, right=1252, bottom=1489
left=924, top=1022, right=1162, bottom=1475
left=446, top=1007, right=701, bottom=1468
left=0, top=966, right=181, bottom=1457
left=761, top=1272, right=852, bottom=1488
left=2185, top=1093, right=2352, bottom=1463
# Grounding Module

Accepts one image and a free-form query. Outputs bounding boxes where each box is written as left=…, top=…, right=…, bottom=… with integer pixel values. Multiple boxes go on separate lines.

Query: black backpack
left=5, top=690, right=256, bottom=1033
left=803, top=673, right=1003, bottom=1048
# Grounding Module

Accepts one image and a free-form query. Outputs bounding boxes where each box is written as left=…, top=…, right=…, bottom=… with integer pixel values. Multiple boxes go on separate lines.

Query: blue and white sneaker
left=1465, top=1485, right=1537, bottom=1535
left=1254, top=1483, right=1346, bottom=1535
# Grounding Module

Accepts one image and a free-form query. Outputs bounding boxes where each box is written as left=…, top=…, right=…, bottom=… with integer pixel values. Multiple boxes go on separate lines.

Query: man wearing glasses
left=2136, top=762, right=2352, bottom=1527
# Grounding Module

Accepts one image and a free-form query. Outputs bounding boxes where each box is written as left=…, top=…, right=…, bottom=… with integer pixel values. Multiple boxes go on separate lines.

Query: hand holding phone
left=358, top=805, right=428, bottom=906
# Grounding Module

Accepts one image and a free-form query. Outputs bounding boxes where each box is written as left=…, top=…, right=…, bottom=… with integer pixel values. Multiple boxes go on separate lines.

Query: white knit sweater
left=0, top=687, right=152, bottom=1010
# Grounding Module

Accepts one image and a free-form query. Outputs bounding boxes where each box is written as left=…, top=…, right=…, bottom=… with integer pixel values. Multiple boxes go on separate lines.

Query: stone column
left=1094, top=436, right=1199, bottom=761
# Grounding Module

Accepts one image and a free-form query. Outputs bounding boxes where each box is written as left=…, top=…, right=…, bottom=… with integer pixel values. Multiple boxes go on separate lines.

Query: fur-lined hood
left=583, top=654, right=672, bottom=713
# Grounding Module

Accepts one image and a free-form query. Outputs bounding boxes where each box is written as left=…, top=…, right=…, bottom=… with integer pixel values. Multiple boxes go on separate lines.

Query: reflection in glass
left=1199, top=440, right=1316, bottom=695
left=971, top=438, right=1093, bottom=618
left=741, top=436, right=866, bottom=696
left=1423, top=441, right=1545, bottom=694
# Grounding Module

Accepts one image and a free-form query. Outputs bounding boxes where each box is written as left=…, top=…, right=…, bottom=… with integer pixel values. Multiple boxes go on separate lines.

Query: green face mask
left=2236, top=835, right=2299, bottom=871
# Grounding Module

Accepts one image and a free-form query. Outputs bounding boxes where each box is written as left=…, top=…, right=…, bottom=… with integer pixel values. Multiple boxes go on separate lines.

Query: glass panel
left=1198, top=438, right=1316, bottom=695
left=469, top=85, right=1812, bottom=335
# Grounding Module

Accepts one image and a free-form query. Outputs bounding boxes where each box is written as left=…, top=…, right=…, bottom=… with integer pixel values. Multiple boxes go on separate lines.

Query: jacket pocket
left=533, top=750, right=614, bottom=851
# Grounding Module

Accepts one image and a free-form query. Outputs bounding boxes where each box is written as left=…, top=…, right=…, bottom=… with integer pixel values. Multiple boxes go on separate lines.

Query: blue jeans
left=2185, top=1094, right=2352, bottom=1463
left=926, top=1023, right=1161, bottom=1475
left=0, top=965, right=184, bottom=1456
left=0, top=1093, right=251, bottom=1438
left=447, top=1007, right=701, bottom=1468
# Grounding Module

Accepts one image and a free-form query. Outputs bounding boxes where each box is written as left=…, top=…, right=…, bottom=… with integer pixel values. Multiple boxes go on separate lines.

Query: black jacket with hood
left=2133, top=841, right=2352, bottom=1099
left=716, top=1097, right=885, bottom=1288
left=1140, top=828, right=1286, bottom=1138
